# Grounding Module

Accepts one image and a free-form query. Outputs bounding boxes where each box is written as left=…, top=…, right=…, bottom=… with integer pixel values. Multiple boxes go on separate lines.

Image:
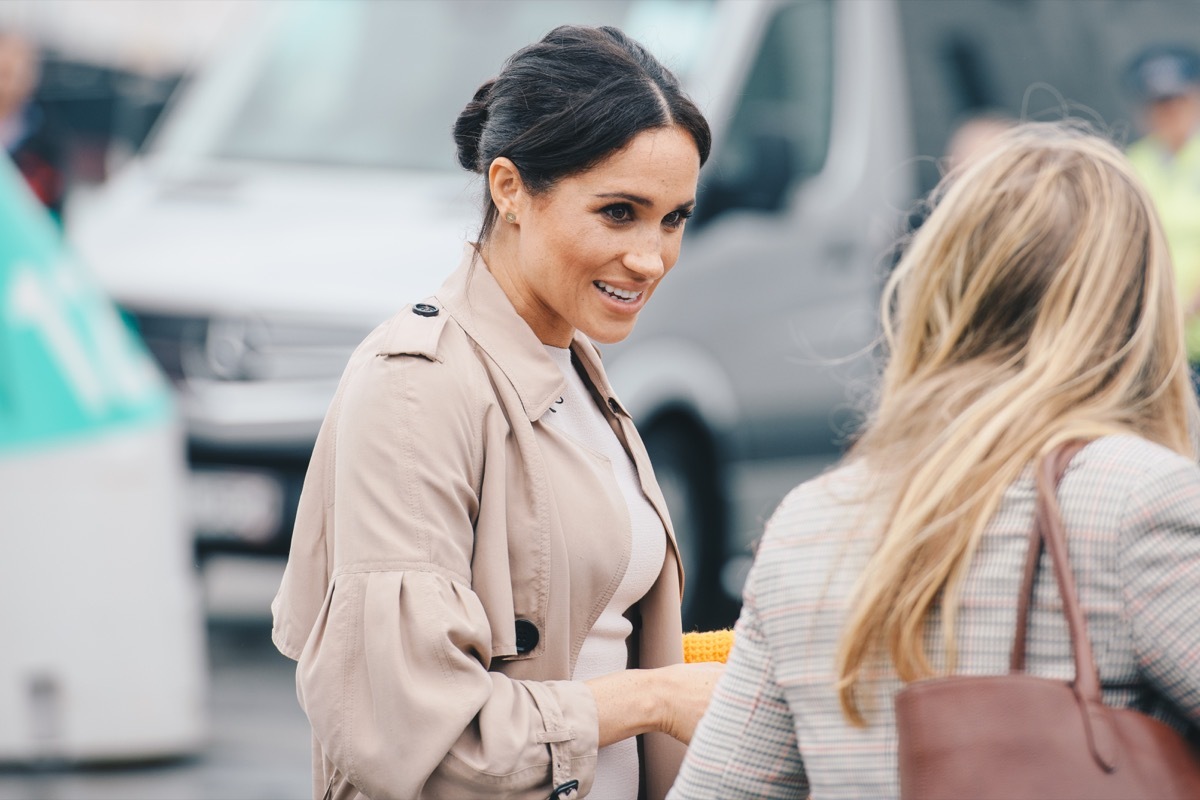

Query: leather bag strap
left=1010, top=441, right=1087, bottom=672
left=1011, top=439, right=1120, bottom=771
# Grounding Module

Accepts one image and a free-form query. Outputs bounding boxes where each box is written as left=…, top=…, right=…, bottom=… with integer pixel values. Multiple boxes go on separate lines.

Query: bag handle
left=1010, top=439, right=1120, bottom=772
left=1010, top=441, right=1087, bottom=672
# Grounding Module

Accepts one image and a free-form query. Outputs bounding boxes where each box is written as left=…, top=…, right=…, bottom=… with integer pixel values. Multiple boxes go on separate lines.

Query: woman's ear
left=488, top=157, right=527, bottom=223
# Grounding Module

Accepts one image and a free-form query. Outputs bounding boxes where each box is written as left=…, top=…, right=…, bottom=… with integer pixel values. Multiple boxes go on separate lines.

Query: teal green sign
left=0, top=158, right=172, bottom=452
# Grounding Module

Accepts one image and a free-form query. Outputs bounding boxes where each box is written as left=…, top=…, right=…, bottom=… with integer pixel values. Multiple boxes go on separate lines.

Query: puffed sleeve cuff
left=294, top=567, right=599, bottom=799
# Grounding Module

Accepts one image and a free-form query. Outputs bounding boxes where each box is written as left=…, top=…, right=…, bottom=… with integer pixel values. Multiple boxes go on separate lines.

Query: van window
left=896, top=0, right=1200, bottom=196
left=698, top=0, right=833, bottom=223
left=156, top=0, right=716, bottom=172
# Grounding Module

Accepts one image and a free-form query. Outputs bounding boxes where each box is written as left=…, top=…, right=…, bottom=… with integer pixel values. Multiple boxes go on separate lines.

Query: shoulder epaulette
left=376, top=299, right=449, bottom=362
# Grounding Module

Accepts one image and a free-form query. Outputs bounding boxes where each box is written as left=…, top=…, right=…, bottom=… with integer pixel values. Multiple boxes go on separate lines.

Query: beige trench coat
left=272, top=246, right=687, bottom=800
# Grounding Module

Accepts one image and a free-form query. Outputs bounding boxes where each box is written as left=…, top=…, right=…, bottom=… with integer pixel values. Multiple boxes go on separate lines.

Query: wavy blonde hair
left=836, top=122, right=1198, bottom=725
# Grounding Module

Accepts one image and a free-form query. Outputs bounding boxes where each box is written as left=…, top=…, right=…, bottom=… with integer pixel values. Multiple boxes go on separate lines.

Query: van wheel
left=642, top=416, right=735, bottom=632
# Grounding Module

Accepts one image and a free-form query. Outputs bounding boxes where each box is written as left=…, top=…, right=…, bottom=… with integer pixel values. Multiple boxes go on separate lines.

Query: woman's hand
left=587, top=662, right=724, bottom=747
left=657, top=662, right=724, bottom=744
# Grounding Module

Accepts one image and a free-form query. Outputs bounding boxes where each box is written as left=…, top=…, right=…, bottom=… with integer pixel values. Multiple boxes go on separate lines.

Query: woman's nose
left=622, top=234, right=666, bottom=279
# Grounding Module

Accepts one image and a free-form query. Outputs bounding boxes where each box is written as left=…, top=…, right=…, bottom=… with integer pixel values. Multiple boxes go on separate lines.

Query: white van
left=67, top=0, right=1200, bottom=628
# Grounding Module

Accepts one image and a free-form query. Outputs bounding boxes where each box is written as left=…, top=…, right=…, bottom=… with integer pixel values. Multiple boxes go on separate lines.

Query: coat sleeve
left=1119, top=456, right=1200, bottom=729
left=292, top=347, right=599, bottom=799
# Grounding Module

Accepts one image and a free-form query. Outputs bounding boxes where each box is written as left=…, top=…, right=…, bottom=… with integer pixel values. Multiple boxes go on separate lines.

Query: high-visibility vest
left=1128, top=132, right=1200, bottom=360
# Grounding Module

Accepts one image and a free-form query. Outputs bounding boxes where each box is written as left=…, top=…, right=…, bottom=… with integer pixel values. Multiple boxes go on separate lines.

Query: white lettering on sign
left=7, top=259, right=158, bottom=416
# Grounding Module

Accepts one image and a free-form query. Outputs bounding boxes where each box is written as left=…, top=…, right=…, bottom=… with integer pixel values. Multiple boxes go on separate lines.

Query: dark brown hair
left=453, top=24, right=711, bottom=243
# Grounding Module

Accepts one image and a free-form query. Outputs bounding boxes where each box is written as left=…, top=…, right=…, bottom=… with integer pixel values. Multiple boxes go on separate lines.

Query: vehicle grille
left=119, top=307, right=372, bottom=383
left=120, top=309, right=207, bottom=383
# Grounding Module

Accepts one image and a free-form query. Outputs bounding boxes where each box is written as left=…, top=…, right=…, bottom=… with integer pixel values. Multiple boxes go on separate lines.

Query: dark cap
left=1125, top=45, right=1200, bottom=102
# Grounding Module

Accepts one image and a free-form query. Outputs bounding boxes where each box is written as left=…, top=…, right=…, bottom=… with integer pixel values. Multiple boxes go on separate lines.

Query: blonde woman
left=669, top=122, right=1200, bottom=799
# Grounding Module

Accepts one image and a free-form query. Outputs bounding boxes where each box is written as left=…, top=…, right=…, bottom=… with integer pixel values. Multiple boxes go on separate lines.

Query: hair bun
left=453, top=79, right=495, bottom=172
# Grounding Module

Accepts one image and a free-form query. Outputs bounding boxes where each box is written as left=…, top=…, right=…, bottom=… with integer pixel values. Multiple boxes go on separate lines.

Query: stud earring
left=505, top=212, right=517, bottom=223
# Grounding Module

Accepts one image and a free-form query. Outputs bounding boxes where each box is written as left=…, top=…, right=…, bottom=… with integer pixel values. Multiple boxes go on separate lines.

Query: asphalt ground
left=0, top=558, right=312, bottom=800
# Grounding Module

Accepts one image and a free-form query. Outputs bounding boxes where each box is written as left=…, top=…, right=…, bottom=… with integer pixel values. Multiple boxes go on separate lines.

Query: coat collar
left=437, top=244, right=614, bottom=421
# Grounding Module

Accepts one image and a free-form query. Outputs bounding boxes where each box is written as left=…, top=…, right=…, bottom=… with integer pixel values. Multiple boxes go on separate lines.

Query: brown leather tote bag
left=895, top=442, right=1200, bottom=800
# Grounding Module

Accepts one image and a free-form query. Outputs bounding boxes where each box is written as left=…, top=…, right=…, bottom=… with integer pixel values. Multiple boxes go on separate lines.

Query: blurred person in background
left=669, top=122, right=1200, bottom=798
left=272, top=25, right=721, bottom=800
left=890, top=111, right=1014, bottom=270
left=943, top=112, right=1015, bottom=173
left=1125, top=44, right=1200, bottom=376
left=0, top=32, right=63, bottom=221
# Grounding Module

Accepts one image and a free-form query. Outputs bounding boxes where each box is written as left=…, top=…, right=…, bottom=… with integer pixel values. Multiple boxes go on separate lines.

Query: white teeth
left=595, top=281, right=642, bottom=301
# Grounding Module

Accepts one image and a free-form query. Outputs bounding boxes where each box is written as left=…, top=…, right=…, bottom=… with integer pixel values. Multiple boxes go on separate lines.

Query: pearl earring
left=505, top=212, right=517, bottom=223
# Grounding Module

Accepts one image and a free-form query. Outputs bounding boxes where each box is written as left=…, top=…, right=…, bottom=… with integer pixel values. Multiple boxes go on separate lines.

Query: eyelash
left=601, top=204, right=694, bottom=229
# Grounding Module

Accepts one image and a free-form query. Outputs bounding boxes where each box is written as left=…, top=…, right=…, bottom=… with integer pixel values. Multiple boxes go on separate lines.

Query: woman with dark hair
left=272, top=25, right=717, bottom=800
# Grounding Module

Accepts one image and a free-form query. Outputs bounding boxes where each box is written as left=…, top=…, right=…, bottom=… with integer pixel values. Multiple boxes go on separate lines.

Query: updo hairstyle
left=453, top=24, right=711, bottom=243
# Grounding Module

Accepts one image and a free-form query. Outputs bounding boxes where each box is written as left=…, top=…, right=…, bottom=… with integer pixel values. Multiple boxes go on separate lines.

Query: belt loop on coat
left=525, top=681, right=580, bottom=793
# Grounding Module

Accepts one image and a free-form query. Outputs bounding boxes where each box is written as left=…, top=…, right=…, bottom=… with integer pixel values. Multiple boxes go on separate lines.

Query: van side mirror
left=694, top=132, right=796, bottom=228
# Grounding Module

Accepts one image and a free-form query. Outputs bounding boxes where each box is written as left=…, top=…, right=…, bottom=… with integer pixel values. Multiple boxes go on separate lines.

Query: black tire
left=642, top=415, right=738, bottom=632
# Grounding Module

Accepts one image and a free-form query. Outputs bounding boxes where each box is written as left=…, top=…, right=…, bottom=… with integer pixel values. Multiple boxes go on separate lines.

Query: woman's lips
left=594, top=280, right=643, bottom=303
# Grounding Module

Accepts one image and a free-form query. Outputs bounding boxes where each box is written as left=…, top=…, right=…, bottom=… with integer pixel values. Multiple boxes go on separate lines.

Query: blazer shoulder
left=1074, top=435, right=1199, bottom=486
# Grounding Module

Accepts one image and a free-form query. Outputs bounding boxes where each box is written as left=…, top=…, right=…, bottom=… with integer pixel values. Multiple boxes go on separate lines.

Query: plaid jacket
left=669, top=435, right=1200, bottom=799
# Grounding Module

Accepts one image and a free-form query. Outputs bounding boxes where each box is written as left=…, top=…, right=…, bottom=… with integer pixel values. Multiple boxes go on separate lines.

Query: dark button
left=550, top=779, right=580, bottom=799
left=412, top=303, right=439, bottom=317
left=607, top=397, right=620, bottom=414
left=514, top=619, right=540, bottom=654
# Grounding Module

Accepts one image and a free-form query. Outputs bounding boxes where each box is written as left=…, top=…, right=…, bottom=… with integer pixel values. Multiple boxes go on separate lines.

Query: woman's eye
left=603, top=204, right=633, bottom=222
left=663, top=208, right=694, bottom=228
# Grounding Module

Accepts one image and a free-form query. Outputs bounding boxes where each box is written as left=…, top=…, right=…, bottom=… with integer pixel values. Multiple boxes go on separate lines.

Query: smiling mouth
left=594, top=280, right=643, bottom=303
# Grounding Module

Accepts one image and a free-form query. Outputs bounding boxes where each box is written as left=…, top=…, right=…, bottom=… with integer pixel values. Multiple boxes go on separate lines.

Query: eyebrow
left=594, top=192, right=696, bottom=209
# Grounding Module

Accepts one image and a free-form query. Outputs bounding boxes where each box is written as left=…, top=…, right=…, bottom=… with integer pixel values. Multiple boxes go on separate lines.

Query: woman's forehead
left=562, top=128, right=700, bottom=200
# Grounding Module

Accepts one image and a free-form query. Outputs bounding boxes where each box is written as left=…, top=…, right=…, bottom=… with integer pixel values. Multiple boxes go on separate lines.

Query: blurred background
left=2, top=1, right=1199, bottom=797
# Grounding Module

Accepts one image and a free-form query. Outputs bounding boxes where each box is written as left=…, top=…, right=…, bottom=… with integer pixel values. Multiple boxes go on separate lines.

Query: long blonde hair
left=837, top=122, right=1198, bottom=725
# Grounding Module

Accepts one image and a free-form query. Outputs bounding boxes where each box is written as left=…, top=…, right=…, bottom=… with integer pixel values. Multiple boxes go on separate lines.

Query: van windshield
left=155, top=0, right=715, bottom=171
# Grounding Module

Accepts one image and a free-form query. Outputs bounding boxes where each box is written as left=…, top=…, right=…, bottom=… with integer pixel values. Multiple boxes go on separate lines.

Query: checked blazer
left=670, top=435, right=1200, bottom=799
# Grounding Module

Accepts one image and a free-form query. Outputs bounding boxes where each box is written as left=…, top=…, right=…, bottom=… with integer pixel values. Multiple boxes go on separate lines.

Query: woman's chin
left=580, top=317, right=639, bottom=345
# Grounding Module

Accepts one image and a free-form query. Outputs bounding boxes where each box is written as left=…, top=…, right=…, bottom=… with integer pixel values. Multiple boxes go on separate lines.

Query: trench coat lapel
left=436, top=245, right=567, bottom=421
